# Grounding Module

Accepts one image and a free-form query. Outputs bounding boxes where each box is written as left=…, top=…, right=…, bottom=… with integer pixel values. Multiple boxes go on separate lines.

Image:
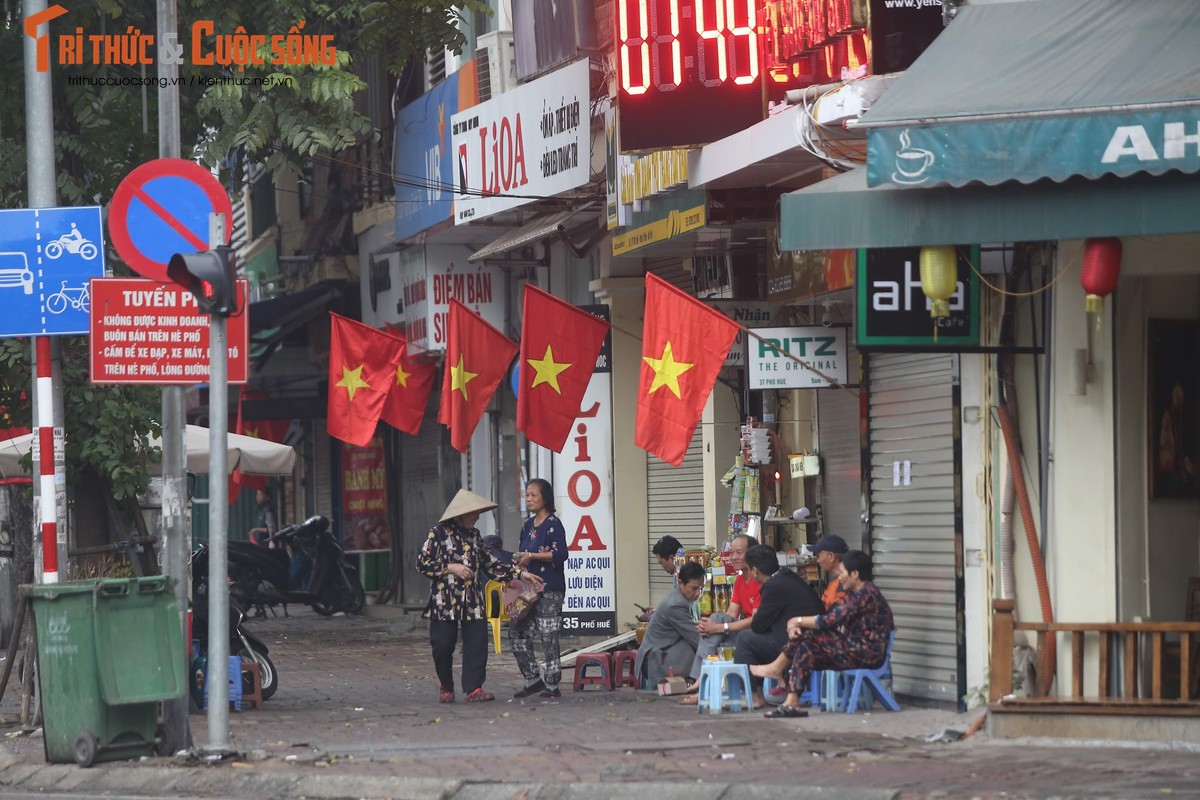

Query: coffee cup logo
left=891, top=129, right=935, bottom=185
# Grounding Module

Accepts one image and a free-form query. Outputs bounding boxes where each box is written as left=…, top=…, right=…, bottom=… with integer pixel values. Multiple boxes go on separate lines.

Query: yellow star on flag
left=337, top=364, right=371, bottom=402
left=243, top=426, right=260, bottom=439
left=449, top=354, right=478, bottom=401
left=527, top=345, right=571, bottom=394
left=395, top=361, right=412, bottom=388
left=643, top=341, right=694, bottom=399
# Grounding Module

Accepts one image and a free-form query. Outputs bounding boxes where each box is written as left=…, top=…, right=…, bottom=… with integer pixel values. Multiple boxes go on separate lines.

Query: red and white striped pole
left=35, top=337, right=58, bottom=584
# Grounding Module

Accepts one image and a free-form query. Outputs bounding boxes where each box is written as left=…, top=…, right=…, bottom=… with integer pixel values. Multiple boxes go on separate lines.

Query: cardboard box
left=657, top=676, right=689, bottom=696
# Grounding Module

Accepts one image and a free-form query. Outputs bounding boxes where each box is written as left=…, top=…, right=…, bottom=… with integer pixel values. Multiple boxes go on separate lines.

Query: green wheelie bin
left=28, top=577, right=185, bottom=766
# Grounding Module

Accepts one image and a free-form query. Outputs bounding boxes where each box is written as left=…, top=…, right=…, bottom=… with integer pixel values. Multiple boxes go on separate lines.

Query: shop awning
left=779, top=168, right=1200, bottom=251
left=468, top=206, right=602, bottom=264
left=857, top=0, right=1200, bottom=188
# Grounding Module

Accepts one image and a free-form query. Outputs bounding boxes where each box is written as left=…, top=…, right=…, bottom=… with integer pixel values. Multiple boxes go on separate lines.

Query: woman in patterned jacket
left=417, top=489, right=543, bottom=704
left=751, top=550, right=894, bottom=718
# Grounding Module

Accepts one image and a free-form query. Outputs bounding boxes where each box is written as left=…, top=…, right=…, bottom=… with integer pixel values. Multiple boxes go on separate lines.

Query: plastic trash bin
left=28, top=577, right=186, bottom=766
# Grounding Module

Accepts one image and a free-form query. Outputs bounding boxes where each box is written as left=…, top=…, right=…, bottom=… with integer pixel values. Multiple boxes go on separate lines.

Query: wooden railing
left=991, top=599, right=1200, bottom=709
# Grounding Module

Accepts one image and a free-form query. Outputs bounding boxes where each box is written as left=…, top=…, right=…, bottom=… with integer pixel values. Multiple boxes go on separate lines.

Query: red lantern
left=1080, top=237, right=1122, bottom=315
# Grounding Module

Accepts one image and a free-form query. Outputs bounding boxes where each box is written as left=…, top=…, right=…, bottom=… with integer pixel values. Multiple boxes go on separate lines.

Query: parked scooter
left=191, top=545, right=279, bottom=700
left=227, top=515, right=366, bottom=617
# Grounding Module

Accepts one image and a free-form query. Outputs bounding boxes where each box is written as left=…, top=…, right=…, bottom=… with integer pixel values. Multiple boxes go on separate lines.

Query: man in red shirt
left=680, top=534, right=762, bottom=705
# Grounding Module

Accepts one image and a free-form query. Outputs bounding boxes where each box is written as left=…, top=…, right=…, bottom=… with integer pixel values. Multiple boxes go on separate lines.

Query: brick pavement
left=0, top=606, right=1198, bottom=799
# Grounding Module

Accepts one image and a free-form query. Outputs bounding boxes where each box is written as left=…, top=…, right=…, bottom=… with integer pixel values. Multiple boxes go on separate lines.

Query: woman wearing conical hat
left=416, top=488, right=544, bottom=704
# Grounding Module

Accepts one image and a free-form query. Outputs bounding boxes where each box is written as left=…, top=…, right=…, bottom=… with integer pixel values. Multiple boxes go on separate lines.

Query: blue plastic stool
left=763, top=671, right=822, bottom=707
left=696, top=661, right=753, bottom=713
left=835, top=631, right=901, bottom=713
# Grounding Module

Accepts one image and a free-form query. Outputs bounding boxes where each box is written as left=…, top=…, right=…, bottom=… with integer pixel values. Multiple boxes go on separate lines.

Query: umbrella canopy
left=0, top=425, right=296, bottom=478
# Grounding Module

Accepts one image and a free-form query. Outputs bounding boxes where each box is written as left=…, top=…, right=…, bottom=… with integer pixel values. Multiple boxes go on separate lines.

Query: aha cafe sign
left=747, top=326, right=847, bottom=390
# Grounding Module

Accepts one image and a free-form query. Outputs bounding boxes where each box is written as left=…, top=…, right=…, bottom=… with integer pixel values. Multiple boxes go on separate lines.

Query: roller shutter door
left=866, top=352, right=964, bottom=707
left=646, top=427, right=704, bottom=603
left=816, top=333, right=862, bottom=549
left=399, top=421, right=446, bottom=606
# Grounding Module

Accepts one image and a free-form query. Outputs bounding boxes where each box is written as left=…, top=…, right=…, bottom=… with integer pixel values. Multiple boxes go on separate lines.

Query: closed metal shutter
left=817, top=385, right=862, bottom=548
left=399, top=421, right=445, bottom=605
left=646, top=427, right=704, bottom=602
left=866, top=351, right=964, bottom=707
left=644, top=258, right=691, bottom=291
left=314, top=420, right=333, bottom=519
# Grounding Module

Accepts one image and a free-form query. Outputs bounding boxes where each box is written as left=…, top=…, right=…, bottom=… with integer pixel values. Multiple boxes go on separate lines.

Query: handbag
left=502, top=579, right=541, bottom=622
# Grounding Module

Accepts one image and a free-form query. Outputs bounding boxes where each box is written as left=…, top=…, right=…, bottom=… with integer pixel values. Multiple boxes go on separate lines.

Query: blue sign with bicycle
left=0, top=206, right=105, bottom=337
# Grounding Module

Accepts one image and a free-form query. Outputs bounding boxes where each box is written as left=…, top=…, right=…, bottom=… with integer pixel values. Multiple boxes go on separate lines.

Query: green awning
left=858, top=0, right=1200, bottom=188
left=779, top=169, right=1200, bottom=251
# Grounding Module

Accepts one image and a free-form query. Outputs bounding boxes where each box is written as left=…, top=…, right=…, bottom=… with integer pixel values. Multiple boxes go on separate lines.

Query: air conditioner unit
left=476, top=31, right=516, bottom=102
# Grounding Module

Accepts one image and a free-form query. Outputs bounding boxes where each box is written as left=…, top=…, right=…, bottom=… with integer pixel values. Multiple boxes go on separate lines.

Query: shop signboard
left=342, top=436, right=390, bottom=554
left=708, top=301, right=774, bottom=367
left=855, top=246, right=980, bottom=348
left=451, top=59, right=590, bottom=224
left=747, top=325, right=848, bottom=389
left=555, top=306, right=616, bottom=635
left=611, top=187, right=707, bottom=257
left=396, top=245, right=505, bottom=351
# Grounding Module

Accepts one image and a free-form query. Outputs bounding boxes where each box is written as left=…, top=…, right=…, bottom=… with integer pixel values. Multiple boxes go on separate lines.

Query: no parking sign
left=108, top=159, right=233, bottom=282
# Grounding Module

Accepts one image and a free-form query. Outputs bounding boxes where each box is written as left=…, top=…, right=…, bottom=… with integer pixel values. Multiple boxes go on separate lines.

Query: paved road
left=0, top=606, right=1196, bottom=799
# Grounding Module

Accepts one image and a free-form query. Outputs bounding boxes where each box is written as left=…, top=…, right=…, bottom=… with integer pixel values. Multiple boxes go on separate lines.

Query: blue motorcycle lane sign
left=0, top=206, right=106, bottom=338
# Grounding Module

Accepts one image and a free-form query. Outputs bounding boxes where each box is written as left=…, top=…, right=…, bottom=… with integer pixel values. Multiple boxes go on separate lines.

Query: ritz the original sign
left=747, top=326, right=847, bottom=389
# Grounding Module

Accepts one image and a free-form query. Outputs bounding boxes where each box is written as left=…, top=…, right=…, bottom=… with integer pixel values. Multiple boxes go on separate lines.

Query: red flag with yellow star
left=380, top=326, right=438, bottom=436
left=230, top=387, right=288, bottom=503
left=327, top=313, right=407, bottom=447
left=437, top=299, right=518, bottom=453
left=636, top=273, right=740, bottom=466
left=516, top=284, right=609, bottom=452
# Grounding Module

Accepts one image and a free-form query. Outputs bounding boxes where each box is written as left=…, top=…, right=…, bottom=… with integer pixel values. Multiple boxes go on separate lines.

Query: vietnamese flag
left=516, top=285, right=609, bottom=452
left=636, top=273, right=739, bottom=466
left=437, top=299, right=518, bottom=453
left=327, top=313, right=406, bottom=447
left=229, top=387, right=288, bottom=503
left=380, top=326, right=438, bottom=436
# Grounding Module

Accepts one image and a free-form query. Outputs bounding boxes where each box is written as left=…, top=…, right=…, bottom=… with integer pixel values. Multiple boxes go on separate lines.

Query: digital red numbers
left=617, top=0, right=759, bottom=96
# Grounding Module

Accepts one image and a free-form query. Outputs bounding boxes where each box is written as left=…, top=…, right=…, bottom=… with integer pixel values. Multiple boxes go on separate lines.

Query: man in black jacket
left=734, top=543, right=823, bottom=708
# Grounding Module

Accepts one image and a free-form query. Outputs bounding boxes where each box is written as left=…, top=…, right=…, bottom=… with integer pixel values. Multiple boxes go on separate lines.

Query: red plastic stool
left=612, top=649, right=639, bottom=688
left=572, top=653, right=615, bottom=691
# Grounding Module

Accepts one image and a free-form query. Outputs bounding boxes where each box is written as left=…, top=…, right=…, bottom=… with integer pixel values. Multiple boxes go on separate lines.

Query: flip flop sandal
left=764, top=705, right=809, bottom=719
left=439, top=689, right=455, bottom=703
left=465, top=688, right=496, bottom=703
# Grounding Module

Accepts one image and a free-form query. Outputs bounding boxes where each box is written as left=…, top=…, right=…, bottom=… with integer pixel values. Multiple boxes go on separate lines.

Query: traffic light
left=167, top=245, right=237, bottom=316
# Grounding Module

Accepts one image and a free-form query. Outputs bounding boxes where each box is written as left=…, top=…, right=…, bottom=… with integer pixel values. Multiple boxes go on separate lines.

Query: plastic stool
left=612, top=650, right=639, bottom=688
left=764, top=671, right=822, bottom=707
left=194, top=656, right=243, bottom=712
left=573, top=653, right=615, bottom=691
left=696, top=660, right=753, bottom=713
left=241, top=661, right=264, bottom=710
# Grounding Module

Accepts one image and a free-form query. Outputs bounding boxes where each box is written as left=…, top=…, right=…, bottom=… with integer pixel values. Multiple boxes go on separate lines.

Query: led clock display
left=615, top=0, right=765, bottom=152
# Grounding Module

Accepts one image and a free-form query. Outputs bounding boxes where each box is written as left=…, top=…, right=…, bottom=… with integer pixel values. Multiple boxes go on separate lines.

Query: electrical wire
left=960, top=245, right=1074, bottom=298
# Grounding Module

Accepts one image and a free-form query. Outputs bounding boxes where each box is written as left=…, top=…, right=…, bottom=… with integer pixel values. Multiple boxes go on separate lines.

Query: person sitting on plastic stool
left=634, top=561, right=706, bottom=688
left=751, top=550, right=894, bottom=719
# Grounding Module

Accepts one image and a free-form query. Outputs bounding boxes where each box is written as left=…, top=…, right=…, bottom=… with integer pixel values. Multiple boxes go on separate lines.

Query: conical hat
left=438, top=489, right=498, bottom=523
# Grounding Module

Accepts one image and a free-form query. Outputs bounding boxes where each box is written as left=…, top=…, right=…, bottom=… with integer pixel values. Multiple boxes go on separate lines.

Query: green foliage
left=0, top=338, right=159, bottom=501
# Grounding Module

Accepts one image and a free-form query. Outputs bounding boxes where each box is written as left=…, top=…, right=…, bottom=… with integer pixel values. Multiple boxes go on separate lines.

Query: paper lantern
left=1080, top=237, right=1122, bottom=315
left=919, top=246, right=957, bottom=319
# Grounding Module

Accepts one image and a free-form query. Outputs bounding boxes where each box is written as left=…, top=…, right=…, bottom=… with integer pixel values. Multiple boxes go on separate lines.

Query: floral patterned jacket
left=416, top=519, right=521, bottom=621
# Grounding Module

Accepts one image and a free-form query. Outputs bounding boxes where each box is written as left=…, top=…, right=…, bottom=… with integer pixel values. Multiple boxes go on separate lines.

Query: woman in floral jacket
left=417, top=489, right=543, bottom=703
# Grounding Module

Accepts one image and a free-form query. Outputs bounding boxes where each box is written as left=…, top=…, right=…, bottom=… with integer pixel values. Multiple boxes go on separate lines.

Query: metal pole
left=205, top=217, right=231, bottom=751
left=156, top=0, right=191, bottom=754
left=23, top=0, right=61, bottom=584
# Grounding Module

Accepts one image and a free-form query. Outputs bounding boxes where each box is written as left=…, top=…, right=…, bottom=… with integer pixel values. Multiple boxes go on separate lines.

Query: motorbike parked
left=228, top=515, right=366, bottom=617
left=191, top=545, right=279, bottom=700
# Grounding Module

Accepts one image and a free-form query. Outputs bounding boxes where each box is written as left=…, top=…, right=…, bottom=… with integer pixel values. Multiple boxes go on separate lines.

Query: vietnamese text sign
left=397, top=246, right=505, bottom=351
left=89, top=278, right=249, bottom=384
left=556, top=306, right=615, bottom=635
left=747, top=326, right=847, bottom=389
left=451, top=59, right=589, bottom=223
left=343, top=437, right=390, bottom=554
left=855, top=246, right=980, bottom=348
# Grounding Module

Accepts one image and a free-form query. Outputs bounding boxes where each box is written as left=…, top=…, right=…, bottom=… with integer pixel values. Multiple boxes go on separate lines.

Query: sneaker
left=539, top=687, right=561, bottom=700
left=439, top=689, right=455, bottom=704
left=513, top=679, right=546, bottom=698
left=465, top=688, right=495, bottom=703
